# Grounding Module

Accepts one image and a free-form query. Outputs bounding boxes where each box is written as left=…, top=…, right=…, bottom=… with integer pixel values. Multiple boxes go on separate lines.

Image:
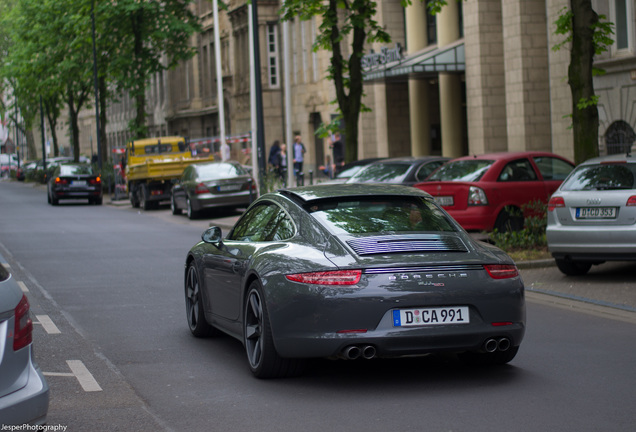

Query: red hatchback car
left=415, top=152, right=574, bottom=232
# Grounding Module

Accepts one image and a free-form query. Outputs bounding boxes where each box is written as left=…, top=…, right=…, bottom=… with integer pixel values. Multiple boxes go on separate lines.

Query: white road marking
left=35, top=314, right=61, bottom=334
left=17, top=281, right=29, bottom=292
left=66, top=360, right=103, bottom=392
left=44, top=360, right=103, bottom=392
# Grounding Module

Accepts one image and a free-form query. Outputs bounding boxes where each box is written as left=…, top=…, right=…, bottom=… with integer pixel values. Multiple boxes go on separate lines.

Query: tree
left=102, top=0, right=200, bottom=139
left=281, top=0, right=393, bottom=163
left=553, top=1, right=613, bottom=164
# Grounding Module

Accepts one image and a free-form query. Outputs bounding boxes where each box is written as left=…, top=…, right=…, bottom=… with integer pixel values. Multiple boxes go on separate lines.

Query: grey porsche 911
left=184, top=184, right=525, bottom=378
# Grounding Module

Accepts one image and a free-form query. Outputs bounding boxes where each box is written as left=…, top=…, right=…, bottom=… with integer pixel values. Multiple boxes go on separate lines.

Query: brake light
left=55, top=177, right=68, bottom=185
left=194, top=183, right=209, bottom=194
left=627, top=196, right=636, bottom=206
left=468, top=186, right=488, bottom=205
left=286, top=270, right=362, bottom=285
left=88, top=177, right=101, bottom=185
left=484, top=264, right=519, bottom=279
left=13, top=294, right=33, bottom=351
left=548, top=196, right=565, bottom=211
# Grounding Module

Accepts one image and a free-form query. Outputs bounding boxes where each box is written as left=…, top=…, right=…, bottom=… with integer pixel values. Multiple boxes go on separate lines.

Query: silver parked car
left=547, top=153, right=636, bottom=275
left=171, top=161, right=255, bottom=219
left=0, top=265, right=49, bottom=425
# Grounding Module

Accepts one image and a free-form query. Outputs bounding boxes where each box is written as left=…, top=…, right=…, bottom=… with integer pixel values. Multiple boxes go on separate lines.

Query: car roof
left=368, top=156, right=448, bottom=164
left=277, top=183, right=432, bottom=203
left=451, top=151, right=570, bottom=161
left=577, top=154, right=636, bottom=165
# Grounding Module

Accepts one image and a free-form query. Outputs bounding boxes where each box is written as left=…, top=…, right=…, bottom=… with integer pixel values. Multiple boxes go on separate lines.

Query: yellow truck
left=124, top=136, right=214, bottom=209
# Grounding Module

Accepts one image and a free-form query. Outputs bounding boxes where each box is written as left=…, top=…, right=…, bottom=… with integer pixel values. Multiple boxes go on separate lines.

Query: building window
left=613, top=0, right=633, bottom=52
left=426, top=1, right=437, bottom=44
left=267, top=24, right=280, bottom=88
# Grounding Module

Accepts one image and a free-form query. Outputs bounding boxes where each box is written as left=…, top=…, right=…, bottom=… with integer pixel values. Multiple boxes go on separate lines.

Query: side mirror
left=202, top=226, right=222, bottom=245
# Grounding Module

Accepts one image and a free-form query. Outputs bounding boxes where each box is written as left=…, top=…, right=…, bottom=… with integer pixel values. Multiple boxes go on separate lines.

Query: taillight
left=194, top=183, right=209, bottom=194
left=55, top=177, right=68, bottom=185
left=286, top=270, right=362, bottom=285
left=548, top=196, right=565, bottom=211
left=484, top=264, right=519, bottom=279
left=627, top=196, right=636, bottom=207
left=13, top=294, right=33, bottom=351
left=88, top=177, right=101, bottom=185
left=468, top=186, right=488, bottom=205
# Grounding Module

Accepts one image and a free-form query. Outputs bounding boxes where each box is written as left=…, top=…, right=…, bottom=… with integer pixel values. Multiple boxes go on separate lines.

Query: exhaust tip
left=343, top=345, right=362, bottom=360
left=362, top=345, right=376, bottom=359
left=497, top=338, right=511, bottom=352
left=484, top=338, right=498, bottom=353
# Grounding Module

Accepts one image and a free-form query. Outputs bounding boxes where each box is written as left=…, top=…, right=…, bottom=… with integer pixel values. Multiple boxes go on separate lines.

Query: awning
left=364, top=40, right=465, bottom=82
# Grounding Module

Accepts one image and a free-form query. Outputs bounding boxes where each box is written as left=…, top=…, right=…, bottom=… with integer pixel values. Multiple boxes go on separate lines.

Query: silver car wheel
left=244, top=287, right=264, bottom=369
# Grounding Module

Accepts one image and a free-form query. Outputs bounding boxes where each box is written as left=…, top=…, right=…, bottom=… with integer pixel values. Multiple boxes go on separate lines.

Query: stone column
left=406, top=1, right=431, bottom=156
left=437, top=0, right=463, bottom=157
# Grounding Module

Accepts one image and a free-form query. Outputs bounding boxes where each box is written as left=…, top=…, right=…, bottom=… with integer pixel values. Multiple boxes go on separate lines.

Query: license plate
left=576, top=207, right=616, bottom=219
left=71, top=180, right=86, bottom=187
left=393, top=306, right=469, bottom=327
left=218, top=184, right=241, bottom=192
left=434, top=196, right=454, bottom=207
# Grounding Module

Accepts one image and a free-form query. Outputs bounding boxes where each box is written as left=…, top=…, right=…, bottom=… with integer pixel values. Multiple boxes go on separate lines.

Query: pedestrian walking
left=293, top=135, right=306, bottom=184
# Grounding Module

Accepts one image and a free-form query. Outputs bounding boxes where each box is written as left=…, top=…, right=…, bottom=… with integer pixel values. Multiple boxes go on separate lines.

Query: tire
left=555, top=259, right=592, bottom=276
left=140, top=185, right=150, bottom=211
left=184, top=263, right=217, bottom=338
left=47, top=188, right=52, bottom=204
left=94, top=197, right=103, bottom=205
left=130, top=186, right=140, bottom=208
left=244, top=280, right=304, bottom=379
left=171, top=195, right=182, bottom=215
left=458, top=346, right=520, bottom=367
left=186, top=197, right=199, bottom=219
left=494, top=207, right=524, bottom=232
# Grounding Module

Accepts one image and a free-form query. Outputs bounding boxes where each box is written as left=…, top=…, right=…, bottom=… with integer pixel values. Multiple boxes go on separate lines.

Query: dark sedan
left=171, top=161, right=255, bottom=219
left=47, top=163, right=103, bottom=205
left=344, top=156, right=450, bottom=186
left=184, top=184, right=525, bottom=378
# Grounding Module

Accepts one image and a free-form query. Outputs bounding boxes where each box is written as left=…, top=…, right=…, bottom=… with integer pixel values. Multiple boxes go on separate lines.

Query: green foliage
left=260, top=169, right=286, bottom=194
left=490, top=201, right=548, bottom=252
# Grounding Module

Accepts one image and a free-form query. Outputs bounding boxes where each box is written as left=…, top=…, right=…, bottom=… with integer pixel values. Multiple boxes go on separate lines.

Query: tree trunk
left=131, top=9, right=148, bottom=139
left=67, top=89, right=80, bottom=162
left=569, top=0, right=599, bottom=164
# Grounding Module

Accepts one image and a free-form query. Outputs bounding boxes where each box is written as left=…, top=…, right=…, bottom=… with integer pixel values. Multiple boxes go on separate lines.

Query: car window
left=308, top=197, right=456, bottom=235
left=427, top=160, right=494, bottom=182
left=561, top=163, right=636, bottom=191
left=347, top=163, right=410, bottom=184
left=60, top=165, right=93, bottom=175
left=415, top=160, right=445, bottom=181
left=197, top=163, right=246, bottom=180
left=228, top=203, right=294, bottom=242
left=498, top=159, right=537, bottom=182
left=533, top=156, right=573, bottom=180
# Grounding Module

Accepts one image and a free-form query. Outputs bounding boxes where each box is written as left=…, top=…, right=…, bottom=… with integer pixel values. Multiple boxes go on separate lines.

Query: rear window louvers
left=347, top=235, right=468, bottom=256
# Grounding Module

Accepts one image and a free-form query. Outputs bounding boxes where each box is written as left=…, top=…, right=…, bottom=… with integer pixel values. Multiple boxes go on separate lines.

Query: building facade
left=49, top=0, right=635, bottom=173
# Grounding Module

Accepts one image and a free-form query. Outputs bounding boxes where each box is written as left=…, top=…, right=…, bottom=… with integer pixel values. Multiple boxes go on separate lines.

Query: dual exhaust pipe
left=342, top=344, right=377, bottom=360
left=483, top=337, right=511, bottom=353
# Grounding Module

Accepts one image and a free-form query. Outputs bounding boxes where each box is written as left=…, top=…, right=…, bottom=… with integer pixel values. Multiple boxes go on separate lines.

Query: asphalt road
left=1, top=180, right=635, bottom=432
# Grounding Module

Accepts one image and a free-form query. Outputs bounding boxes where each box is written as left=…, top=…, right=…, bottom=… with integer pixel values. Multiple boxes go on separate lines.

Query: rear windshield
left=307, top=197, right=456, bottom=235
left=427, top=160, right=494, bottom=182
left=346, top=163, right=411, bottom=184
left=561, top=163, right=636, bottom=191
left=60, top=165, right=94, bottom=175
left=197, top=163, right=247, bottom=180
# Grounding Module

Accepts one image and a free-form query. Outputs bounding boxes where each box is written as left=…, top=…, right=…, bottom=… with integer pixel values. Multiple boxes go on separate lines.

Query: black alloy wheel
left=244, top=280, right=303, bottom=379
left=185, top=263, right=216, bottom=337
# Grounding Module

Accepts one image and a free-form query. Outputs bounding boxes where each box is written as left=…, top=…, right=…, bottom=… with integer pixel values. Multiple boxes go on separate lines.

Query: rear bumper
left=444, top=206, right=496, bottom=232
left=547, top=225, right=636, bottom=258
left=192, top=191, right=253, bottom=211
left=0, top=360, right=49, bottom=426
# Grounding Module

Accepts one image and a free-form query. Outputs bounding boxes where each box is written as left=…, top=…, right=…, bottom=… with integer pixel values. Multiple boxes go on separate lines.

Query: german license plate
left=434, top=196, right=454, bottom=207
left=71, top=180, right=86, bottom=187
left=576, top=207, right=616, bottom=219
left=218, top=184, right=241, bottom=192
left=393, top=306, right=469, bottom=327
